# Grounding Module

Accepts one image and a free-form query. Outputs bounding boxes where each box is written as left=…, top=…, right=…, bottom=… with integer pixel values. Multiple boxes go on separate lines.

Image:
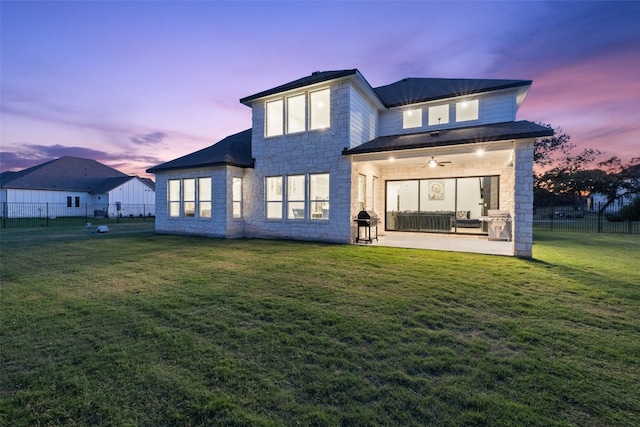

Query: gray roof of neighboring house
left=0, top=156, right=131, bottom=192
left=343, top=121, right=554, bottom=155
left=374, top=78, right=531, bottom=108
left=146, top=129, right=254, bottom=173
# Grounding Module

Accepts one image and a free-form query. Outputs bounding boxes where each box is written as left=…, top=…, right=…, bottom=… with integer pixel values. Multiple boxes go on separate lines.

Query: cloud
left=0, top=144, right=163, bottom=175
left=130, top=131, right=167, bottom=146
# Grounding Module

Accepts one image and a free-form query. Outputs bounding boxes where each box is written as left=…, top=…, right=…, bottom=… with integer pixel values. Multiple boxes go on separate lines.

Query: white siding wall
left=349, top=86, right=379, bottom=148
left=105, top=178, right=155, bottom=217
left=379, top=89, right=519, bottom=137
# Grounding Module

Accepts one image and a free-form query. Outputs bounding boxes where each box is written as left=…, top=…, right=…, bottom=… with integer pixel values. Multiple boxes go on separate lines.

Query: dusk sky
left=1, top=1, right=638, bottom=178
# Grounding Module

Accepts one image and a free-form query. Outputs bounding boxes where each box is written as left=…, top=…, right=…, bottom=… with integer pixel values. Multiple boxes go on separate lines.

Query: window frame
left=287, top=175, right=306, bottom=220
left=265, top=176, right=283, bottom=219
left=266, top=99, right=284, bottom=137
left=309, top=173, right=330, bottom=220
left=232, top=177, right=243, bottom=219
left=358, top=174, right=366, bottom=211
left=402, top=108, right=422, bottom=129
left=428, top=104, right=450, bottom=126
left=198, top=177, right=212, bottom=218
left=286, top=94, right=306, bottom=134
left=455, top=99, right=479, bottom=122
left=310, top=88, right=330, bottom=130
left=168, top=179, right=181, bottom=217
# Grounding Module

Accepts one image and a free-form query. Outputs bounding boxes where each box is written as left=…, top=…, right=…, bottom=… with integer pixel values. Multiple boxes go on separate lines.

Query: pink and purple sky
left=1, top=1, right=638, bottom=178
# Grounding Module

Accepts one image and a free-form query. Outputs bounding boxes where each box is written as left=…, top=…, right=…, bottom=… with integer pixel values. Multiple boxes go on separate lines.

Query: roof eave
left=147, top=159, right=255, bottom=174
left=382, top=80, right=533, bottom=108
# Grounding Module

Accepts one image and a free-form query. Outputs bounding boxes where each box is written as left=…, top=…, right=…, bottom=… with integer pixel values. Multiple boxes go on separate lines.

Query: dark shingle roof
left=147, top=129, right=253, bottom=173
left=0, top=156, right=129, bottom=191
left=374, top=78, right=531, bottom=108
left=343, top=121, right=554, bottom=155
left=240, top=70, right=359, bottom=105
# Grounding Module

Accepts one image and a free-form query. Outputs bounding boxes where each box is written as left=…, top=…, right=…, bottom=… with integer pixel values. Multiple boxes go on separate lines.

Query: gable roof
left=147, top=129, right=253, bottom=173
left=240, top=70, right=359, bottom=105
left=374, top=78, right=531, bottom=108
left=343, top=121, right=554, bottom=155
left=0, top=156, right=130, bottom=192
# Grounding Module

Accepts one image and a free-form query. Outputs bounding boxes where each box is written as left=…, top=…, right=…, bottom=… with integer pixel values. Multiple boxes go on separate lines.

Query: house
left=1, top=156, right=155, bottom=218
left=147, top=69, right=553, bottom=257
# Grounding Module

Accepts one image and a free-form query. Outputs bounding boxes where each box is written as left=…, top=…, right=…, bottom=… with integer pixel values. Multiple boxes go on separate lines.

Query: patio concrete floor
left=359, top=231, right=513, bottom=256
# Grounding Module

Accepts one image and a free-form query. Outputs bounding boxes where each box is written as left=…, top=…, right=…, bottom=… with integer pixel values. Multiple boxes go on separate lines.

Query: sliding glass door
left=386, top=176, right=499, bottom=234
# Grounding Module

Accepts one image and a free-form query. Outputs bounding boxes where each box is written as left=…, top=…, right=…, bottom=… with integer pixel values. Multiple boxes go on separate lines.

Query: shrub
left=619, top=196, right=640, bottom=221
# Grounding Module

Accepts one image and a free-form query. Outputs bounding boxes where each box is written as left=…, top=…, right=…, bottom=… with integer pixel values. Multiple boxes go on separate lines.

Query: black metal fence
left=0, top=202, right=155, bottom=228
left=533, top=204, right=639, bottom=234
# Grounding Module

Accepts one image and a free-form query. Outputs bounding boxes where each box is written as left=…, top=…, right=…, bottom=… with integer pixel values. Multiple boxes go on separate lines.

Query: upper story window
left=310, top=89, right=330, bottom=130
left=287, top=94, right=306, bottom=134
left=266, top=99, right=284, bottom=137
left=456, top=100, right=479, bottom=122
left=428, top=104, right=449, bottom=126
left=266, top=88, right=331, bottom=137
left=403, top=108, right=422, bottom=129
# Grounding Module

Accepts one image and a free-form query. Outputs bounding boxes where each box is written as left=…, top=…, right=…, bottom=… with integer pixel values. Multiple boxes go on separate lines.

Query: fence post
left=46, top=203, right=49, bottom=227
left=143, top=204, right=146, bottom=222
left=2, top=202, right=5, bottom=228
left=550, top=202, right=554, bottom=231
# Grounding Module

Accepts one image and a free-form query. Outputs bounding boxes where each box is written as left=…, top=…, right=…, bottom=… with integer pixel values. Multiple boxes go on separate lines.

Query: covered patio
left=363, top=231, right=513, bottom=256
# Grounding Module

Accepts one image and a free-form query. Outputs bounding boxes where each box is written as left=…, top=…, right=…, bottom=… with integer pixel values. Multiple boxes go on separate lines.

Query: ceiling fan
left=423, top=156, right=451, bottom=168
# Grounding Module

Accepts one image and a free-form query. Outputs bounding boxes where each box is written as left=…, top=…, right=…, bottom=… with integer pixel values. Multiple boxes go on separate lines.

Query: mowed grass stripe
left=1, top=226, right=639, bottom=426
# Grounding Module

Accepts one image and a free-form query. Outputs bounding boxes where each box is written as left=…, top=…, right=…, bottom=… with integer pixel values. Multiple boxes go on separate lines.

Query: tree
left=534, top=124, right=601, bottom=210
left=589, top=156, right=640, bottom=232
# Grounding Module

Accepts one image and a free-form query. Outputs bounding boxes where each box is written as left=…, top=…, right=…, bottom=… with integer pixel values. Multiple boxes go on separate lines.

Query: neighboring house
left=147, top=69, right=553, bottom=257
left=1, top=156, right=155, bottom=218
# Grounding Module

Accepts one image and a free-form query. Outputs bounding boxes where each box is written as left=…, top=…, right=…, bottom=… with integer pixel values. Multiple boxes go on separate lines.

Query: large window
left=183, top=178, right=196, bottom=217
left=266, top=99, right=284, bottom=137
left=287, top=94, right=306, bottom=134
left=428, top=104, right=449, bottom=126
left=167, top=178, right=212, bottom=218
left=232, top=177, right=242, bottom=218
left=198, top=177, right=211, bottom=218
left=310, top=173, right=330, bottom=220
left=456, top=100, right=479, bottom=122
left=310, top=89, right=330, bottom=130
left=287, top=175, right=305, bottom=219
left=265, top=88, right=331, bottom=137
left=386, top=176, right=498, bottom=234
left=168, top=180, right=181, bottom=217
left=266, top=176, right=283, bottom=219
left=403, top=108, right=422, bottom=129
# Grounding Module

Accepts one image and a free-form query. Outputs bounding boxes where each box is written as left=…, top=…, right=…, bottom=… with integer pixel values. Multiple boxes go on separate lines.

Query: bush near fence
left=533, top=204, right=639, bottom=234
left=0, top=202, right=155, bottom=228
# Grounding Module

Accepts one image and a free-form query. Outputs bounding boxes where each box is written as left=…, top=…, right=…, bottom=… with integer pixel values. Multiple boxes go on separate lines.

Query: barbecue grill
left=479, top=210, right=512, bottom=241
left=354, top=210, right=379, bottom=243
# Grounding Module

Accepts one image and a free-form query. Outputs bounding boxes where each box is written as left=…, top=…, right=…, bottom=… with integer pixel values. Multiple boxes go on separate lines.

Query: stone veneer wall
left=512, top=140, right=536, bottom=258
left=242, top=81, right=354, bottom=243
left=154, top=166, right=230, bottom=237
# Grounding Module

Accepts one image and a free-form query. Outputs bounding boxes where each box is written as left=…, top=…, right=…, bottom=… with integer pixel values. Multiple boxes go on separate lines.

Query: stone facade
left=150, top=71, right=550, bottom=257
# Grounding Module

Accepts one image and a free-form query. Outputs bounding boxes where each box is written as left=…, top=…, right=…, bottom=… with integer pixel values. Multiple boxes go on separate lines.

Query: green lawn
left=1, top=225, right=639, bottom=426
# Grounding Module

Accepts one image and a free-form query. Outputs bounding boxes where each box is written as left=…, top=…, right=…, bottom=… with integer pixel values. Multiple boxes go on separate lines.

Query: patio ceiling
left=349, top=140, right=514, bottom=169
